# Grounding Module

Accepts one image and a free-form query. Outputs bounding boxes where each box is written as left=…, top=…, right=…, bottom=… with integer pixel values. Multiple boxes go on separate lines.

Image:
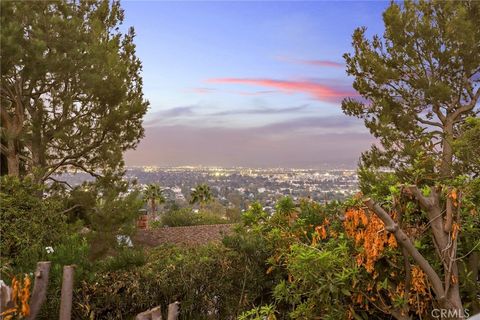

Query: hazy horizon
left=121, top=1, right=388, bottom=167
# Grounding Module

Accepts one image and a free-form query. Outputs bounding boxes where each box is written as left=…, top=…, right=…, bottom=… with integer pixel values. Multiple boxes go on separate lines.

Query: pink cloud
left=301, top=60, right=344, bottom=68
left=276, top=56, right=344, bottom=68
left=189, top=87, right=277, bottom=97
left=227, top=89, right=277, bottom=96
left=208, top=78, right=356, bottom=103
left=191, top=87, right=216, bottom=94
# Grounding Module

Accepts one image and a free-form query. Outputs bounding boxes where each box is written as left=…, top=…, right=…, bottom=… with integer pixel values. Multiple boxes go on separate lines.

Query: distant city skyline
left=122, top=1, right=389, bottom=167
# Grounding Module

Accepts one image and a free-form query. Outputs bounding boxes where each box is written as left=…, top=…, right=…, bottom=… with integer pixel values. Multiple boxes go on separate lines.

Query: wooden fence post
left=0, top=280, right=13, bottom=312
left=26, top=261, right=51, bottom=320
left=59, top=265, right=75, bottom=320
left=167, top=301, right=180, bottom=320
left=135, top=306, right=162, bottom=320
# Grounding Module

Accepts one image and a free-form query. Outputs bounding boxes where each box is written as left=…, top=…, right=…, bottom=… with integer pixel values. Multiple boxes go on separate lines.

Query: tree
left=343, top=0, right=479, bottom=182
left=342, top=1, right=479, bottom=317
left=0, top=0, right=148, bottom=181
left=190, top=184, right=213, bottom=206
left=66, top=173, right=143, bottom=259
left=143, top=183, right=165, bottom=215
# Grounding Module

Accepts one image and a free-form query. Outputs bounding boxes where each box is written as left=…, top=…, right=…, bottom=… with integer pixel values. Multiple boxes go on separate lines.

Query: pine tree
left=1, top=1, right=149, bottom=181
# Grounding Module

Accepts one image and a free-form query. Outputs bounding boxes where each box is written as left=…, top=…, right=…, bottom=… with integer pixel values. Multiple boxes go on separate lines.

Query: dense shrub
left=160, top=207, right=228, bottom=227
left=97, top=247, right=147, bottom=272
left=0, top=176, right=70, bottom=273
left=74, top=244, right=271, bottom=319
left=38, top=233, right=92, bottom=319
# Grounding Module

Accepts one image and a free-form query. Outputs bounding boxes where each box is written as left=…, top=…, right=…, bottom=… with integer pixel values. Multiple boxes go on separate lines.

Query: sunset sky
left=122, top=1, right=389, bottom=168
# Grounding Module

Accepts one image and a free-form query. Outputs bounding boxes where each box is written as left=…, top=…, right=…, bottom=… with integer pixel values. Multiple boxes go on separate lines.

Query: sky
left=122, top=0, right=390, bottom=168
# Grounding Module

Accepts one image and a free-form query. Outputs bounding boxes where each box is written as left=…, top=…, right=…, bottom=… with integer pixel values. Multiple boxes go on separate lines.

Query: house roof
left=133, top=224, right=234, bottom=247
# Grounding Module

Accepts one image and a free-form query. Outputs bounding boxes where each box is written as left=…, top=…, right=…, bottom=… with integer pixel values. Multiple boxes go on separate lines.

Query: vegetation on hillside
left=0, top=0, right=478, bottom=319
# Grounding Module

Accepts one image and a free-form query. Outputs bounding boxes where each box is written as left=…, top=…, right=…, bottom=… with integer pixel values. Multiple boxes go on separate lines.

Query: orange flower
left=451, top=223, right=460, bottom=240
left=21, top=275, right=31, bottom=316
left=450, top=189, right=457, bottom=201
left=411, top=266, right=427, bottom=295
left=388, top=234, right=397, bottom=248
left=0, top=274, right=31, bottom=319
left=343, top=207, right=395, bottom=274
left=320, top=226, right=327, bottom=239
left=311, top=234, right=318, bottom=247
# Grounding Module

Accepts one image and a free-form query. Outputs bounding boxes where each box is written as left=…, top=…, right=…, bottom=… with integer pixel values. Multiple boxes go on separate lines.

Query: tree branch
left=415, top=115, right=443, bottom=128
left=46, top=176, right=74, bottom=189
left=451, top=88, right=480, bottom=120
left=443, top=192, right=453, bottom=233
left=364, top=198, right=446, bottom=300
left=406, top=185, right=434, bottom=210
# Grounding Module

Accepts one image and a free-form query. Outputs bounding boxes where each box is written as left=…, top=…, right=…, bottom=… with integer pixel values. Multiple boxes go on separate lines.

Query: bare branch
left=46, top=176, right=74, bottom=189
left=415, top=115, right=443, bottom=128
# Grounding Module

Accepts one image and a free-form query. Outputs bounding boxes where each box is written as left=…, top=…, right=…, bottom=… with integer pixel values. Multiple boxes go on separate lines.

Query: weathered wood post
left=135, top=306, right=162, bottom=320
left=0, top=280, right=13, bottom=312
left=167, top=301, right=180, bottom=320
left=26, top=261, right=51, bottom=320
left=59, top=265, right=75, bottom=320
left=150, top=307, right=162, bottom=320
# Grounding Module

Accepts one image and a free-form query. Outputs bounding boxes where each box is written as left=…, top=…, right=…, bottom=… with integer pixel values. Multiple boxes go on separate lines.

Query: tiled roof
left=133, top=224, right=234, bottom=247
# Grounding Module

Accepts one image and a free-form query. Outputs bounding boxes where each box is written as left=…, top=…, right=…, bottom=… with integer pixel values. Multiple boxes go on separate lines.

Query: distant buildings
left=55, top=166, right=360, bottom=209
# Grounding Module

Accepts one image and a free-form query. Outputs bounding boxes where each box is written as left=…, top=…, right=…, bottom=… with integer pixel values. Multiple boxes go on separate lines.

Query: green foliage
left=74, top=244, right=268, bottom=319
left=342, top=2, right=480, bottom=313
left=66, top=174, right=143, bottom=259
left=454, top=117, right=480, bottom=175
left=0, top=176, right=70, bottom=273
left=274, top=243, right=356, bottom=319
left=38, top=233, right=92, bottom=319
left=98, top=247, right=147, bottom=272
left=241, top=202, right=267, bottom=226
left=159, top=207, right=227, bottom=227
left=342, top=0, right=480, bottom=182
left=190, top=184, right=213, bottom=205
left=230, top=198, right=365, bottom=319
left=143, top=184, right=165, bottom=214
left=357, top=165, right=399, bottom=200
left=238, top=304, right=277, bottom=320
left=1, top=0, right=149, bottom=179
left=49, top=234, right=91, bottom=278
left=275, top=197, right=295, bottom=215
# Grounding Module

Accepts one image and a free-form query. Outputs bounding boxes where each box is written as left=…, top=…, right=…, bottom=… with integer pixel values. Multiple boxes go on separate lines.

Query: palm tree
left=190, top=184, right=212, bottom=206
left=143, top=184, right=165, bottom=215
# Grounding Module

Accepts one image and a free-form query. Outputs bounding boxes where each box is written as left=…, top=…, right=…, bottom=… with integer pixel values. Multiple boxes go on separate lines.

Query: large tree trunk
left=440, top=120, right=454, bottom=178
left=365, top=192, right=464, bottom=318
left=30, top=109, right=47, bottom=183
left=6, top=139, right=19, bottom=177
left=425, top=194, right=463, bottom=312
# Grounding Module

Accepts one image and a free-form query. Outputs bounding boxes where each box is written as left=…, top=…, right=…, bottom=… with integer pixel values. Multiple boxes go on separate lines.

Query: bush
left=0, top=176, right=70, bottom=273
left=75, top=244, right=271, bottom=319
left=159, top=208, right=227, bottom=227
left=38, top=233, right=92, bottom=319
left=98, top=247, right=147, bottom=272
